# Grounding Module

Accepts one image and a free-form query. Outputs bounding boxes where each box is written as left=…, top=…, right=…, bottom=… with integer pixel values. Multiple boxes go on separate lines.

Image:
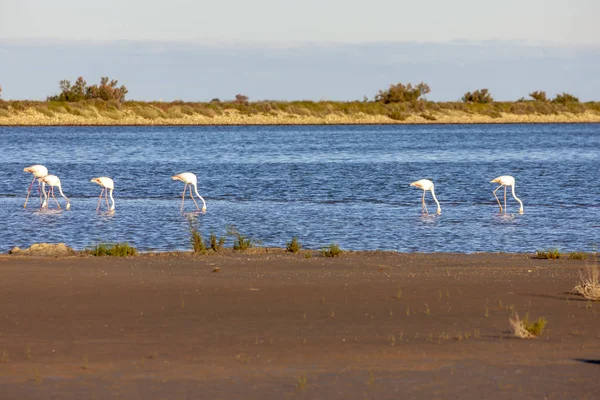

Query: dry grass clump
left=286, top=237, right=302, bottom=253
left=321, top=243, right=342, bottom=257
left=568, top=252, right=588, bottom=260
left=89, top=242, right=138, bottom=256
left=572, top=264, right=600, bottom=301
left=509, top=312, right=547, bottom=339
left=535, top=248, right=561, bottom=259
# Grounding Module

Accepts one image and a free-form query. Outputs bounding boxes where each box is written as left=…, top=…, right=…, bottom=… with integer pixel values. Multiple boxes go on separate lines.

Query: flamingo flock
left=23, top=164, right=524, bottom=215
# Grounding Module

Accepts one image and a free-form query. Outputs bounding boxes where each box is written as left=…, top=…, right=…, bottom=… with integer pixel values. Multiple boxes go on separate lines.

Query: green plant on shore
left=509, top=312, right=547, bottom=339
left=89, top=242, right=137, bottom=256
left=535, top=248, right=561, bottom=259
left=226, top=225, right=253, bottom=250
left=321, top=243, right=342, bottom=257
left=568, top=252, right=588, bottom=260
left=286, top=236, right=302, bottom=253
left=210, top=233, right=226, bottom=252
left=189, top=221, right=207, bottom=254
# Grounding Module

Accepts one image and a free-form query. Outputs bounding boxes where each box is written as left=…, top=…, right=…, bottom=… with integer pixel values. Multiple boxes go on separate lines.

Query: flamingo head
left=202, top=206, right=207, bottom=213
left=518, top=206, right=523, bottom=215
left=436, top=208, right=441, bottom=215
left=66, top=202, right=71, bottom=210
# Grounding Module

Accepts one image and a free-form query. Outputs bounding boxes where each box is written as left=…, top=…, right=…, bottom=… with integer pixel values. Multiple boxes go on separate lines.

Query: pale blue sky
left=1, top=1, right=599, bottom=101
left=2, top=0, right=598, bottom=44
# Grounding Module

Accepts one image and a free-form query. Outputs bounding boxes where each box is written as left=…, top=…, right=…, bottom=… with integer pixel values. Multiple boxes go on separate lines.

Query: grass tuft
left=227, top=225, right=253, bottom=250
left=535, top=248, right=561, bottom=259
left=568, top=252, right=588, bottom=260
left=321, top=242, right=342, bottom=257
left=89, top=242, right=137, bottom=256
left=286, top=236, right=302, bottom=253
left=509, top=312, right=547, bottom=338
left=572, top=264, right=600, bottom=301
left=189, top=222, right=208, bottom=254
left=210, top=233, right=226, bottom=252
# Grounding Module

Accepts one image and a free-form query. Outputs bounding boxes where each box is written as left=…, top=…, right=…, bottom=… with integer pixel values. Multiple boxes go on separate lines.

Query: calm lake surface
left=0, top=124, right=598, bottom=253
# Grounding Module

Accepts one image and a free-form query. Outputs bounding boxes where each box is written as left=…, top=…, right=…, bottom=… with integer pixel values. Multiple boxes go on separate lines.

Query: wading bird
left=171, top=172, right=206, bottom=212
left=490, top=175, right=523, bottom=214
left=23, top=164, right=48, bottom=208
left=41, top=175, right=70, bottom=210
left=410, top=179, right=441, bottom=215
left=90, top=177, right=115, bottom=211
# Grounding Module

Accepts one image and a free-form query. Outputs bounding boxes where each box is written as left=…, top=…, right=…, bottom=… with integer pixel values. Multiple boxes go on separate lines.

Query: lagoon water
left=0, top=124, right=598, bottom=253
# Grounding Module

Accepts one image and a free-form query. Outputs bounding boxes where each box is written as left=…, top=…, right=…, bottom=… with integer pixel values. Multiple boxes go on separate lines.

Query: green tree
left=529, top=91, right=548, bottom=102
left=375, top=82, right=430, bottom=103
left=552, top=92, right=579, bottom=104
left=48, top=76, right=128, bottom=102
left=462, top=89, right=493, bottom=103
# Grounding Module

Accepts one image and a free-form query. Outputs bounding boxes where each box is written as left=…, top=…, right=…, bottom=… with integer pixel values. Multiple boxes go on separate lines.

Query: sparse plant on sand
left=189, top=221, right=207, bottom=254
left=535, top=248, right=561, bottom=259
left=568, top=252, right=588, bottom=260
left=321, top=242, right=342, bottom=257
left=572, top=263, right=600, bottom=301
left=89, top=242, right=137, bottom=256
left=509, top=312, right=547, bottom=339
left=210, top=232, right=226, bottom=252
left=297, top=373, right=307, bottom=390
left=286, top=236, right=302, bottom=253
left=226, top=225, right=253, bottom=250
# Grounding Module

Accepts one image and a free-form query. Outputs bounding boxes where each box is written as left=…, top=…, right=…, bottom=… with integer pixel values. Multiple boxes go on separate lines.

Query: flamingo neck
left=57, top=183, right=70, bottom=209
left=109, top=188, right=115, bottom=210
left=511, top=184, right=523, bottom=214
left=430, top=187, right=441, bottom=214
left=193, top=183, right=207, bottom=208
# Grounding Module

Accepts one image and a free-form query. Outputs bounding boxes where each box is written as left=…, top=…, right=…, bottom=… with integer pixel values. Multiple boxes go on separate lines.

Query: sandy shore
left=1, top=108, right=600, bottom=125
left=0, top=251, right=598, bottom=399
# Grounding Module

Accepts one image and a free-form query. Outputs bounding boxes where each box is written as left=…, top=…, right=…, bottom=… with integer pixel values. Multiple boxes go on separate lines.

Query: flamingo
left=90, top=177, right=115, bottom=211
left=41, top=175, right=70, bottom=210
left=171, top=172, right=206, bottom=212
left=410, top=179, right=441, bottom=215
left=490, top=175, right=523, bottom=214
left=23, top=164, right=48, bottom=208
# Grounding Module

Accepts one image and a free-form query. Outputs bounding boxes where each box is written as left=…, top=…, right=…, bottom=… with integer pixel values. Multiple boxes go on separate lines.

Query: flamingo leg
left=24, top=176, right=36, bottom=208
left=422, top=190, right=428, bottom=214
left=180, top=183, right=187, bottom=212
left=504, top=186, right=507, bottom=214
left=97, top=188, right=105, bottom=211
left=51, top=187, right=61, bottom=209
left=492, top=185, right=503, bottom=213
left=189, top=185, right=200, bottom=210
left=105, top=188, right=110, bottom=210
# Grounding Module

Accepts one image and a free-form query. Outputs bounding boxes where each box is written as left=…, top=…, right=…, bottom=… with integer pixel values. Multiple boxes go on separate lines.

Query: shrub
left=535, top=248, right=561, bottom=259
left=374, top=82, right=430, bottom=104
left=90, top=242, right=137, bottom=256
left=189, top=222, right=207, bottom=254
left=48, top=76, right=128, bottom=102
left=210, top=233, right=226, bottom=252
left=572, top=264, right=600, bottom=301
left=226, top=225, right=253, bottom=250
left=529, top=91, right=548, bottom=102
left=388, top=111, right=409, bottom=121
left=321, top=243, right=342, bottom=257
left=509, top=312, right=547, bottom=339
left=235, top=94, right=249, bottom=104
left=462, top=89, right=493, bottom=103
left=286, top=237, right=302, bottom=253
left=552, top=92, right=579, bottom=104
left=568, top=252, right=588, bottom=260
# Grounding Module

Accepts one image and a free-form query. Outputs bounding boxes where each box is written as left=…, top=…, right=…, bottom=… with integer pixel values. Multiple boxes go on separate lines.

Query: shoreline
left=2, top=107, right=600, bottom=126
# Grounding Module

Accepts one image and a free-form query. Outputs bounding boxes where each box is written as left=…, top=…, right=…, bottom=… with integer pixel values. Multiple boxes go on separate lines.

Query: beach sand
left=0, top=251, right=597, bottom=399
left=1, top=108, right=600, bottom=126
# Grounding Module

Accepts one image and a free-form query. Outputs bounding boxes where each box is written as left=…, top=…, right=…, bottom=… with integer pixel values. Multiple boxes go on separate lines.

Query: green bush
left=210, top=233, right=226, bottom=252
left=321, top=243, right=342, bottom=257
left=375, top=82, right=430, bottom=104
left=286, top=237, right=302, bottom=253
left=462, top=89, right=493, bottom=104
left=535, top=248, right=561, bottom=259
left=90, top=242, right=137, bottom=256
left=227, top=225, right=253, bottom=250
left=189, top=223, right=207, bottom=254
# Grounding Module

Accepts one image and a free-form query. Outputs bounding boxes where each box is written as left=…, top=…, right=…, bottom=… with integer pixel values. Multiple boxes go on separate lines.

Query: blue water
left=0, top=124, right=599, bottom=253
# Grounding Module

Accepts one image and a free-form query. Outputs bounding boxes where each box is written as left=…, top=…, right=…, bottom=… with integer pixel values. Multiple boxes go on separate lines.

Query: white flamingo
left=171, top=172, right=206, bottom=212
left=23, top=164, right=48, bottom=208
left=41, top=175, right=70, bottom=210
left=410, top=179, right=441, bottom=215
left=490, top=175, right=523, bottom=214
left=91, top=177, right=115, bottom=211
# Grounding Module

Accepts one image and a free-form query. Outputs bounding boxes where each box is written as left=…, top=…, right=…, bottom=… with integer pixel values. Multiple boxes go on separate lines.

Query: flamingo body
left=410, top=179, right=441, bottom=215
left=41, top=174, right=70, bottom=210
left=490, top=175, right=523, bottom=214
left=172, top=172, right=206, bottom=212
left=91, top=177, right=115, bottom=211
left=23, top=164, right=49, bottom=208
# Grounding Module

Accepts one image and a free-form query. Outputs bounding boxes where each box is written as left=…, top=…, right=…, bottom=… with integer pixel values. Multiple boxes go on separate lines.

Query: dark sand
left=0, top=251, right=598, bottom=399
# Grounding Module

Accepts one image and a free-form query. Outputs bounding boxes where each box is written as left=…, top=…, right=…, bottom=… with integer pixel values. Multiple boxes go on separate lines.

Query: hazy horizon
left=1, top=39, right=599, bottom=102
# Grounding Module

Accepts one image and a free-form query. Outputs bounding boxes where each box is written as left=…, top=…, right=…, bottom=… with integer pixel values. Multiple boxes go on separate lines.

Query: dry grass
left=509, top=312, right=547, bottom=339
left=572, top=263, right=600, bottom=301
